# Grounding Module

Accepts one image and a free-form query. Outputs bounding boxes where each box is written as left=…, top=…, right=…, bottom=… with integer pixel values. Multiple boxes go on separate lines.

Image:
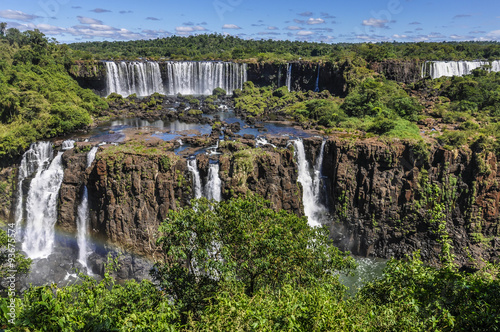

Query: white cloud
left=297, top=30, right=314, bottom=36
left=222, top=24, right=241, bottom=29
left=267, top=26, right=278, bottom=30
left=392, top=34, right=407, bottom=38
left=486, top=30, right=500, bottom=40
left=77, top=16, right=103, bottom=25
left=175, top=26, right=207, bottom=33
left=0, top=9, right=40, bottom=22
left=307, top=18, right=325, bottom=25
left=286, top=26, right=301, bottom=30
left=362, top=18, right=389, bottom=28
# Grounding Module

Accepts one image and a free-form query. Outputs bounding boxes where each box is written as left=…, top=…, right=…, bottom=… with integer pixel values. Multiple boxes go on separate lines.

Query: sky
left=0, top=0, right=499, bottom=44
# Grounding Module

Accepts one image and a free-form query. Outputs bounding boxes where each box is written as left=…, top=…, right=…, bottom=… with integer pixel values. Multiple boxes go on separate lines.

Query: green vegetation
left=3, top=196, right=500, bottom=331
left=69, top=33, right=500, bottom=62
left=235, top=78, right=423, bottom=140
left=0, top=27, right=108, bottom=157
left=0, top=228, right=31, bottom=282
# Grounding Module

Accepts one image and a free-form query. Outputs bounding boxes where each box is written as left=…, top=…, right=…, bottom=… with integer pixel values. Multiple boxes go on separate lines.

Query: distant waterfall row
left=422, top=60, right=500, bottom=79
left=105, top=61, right=247, bottom=97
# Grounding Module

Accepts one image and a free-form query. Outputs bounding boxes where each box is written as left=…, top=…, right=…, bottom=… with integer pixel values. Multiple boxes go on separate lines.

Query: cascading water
left=15, top=142, right=54, bottom=239
left=76, top=146, right=98, bottom=270
left=163, top=61, right=247, bottom=95
left=422, top=60, right=500, bottom=79
left=105, top=61, right=165, bottom=97
left=62, top=140, right=75, bottom=150
left=187, top=158, right=203, bottom=199
left=204, top=162, right=222, bottom=201
left=292, top=139, right=327, bottom=227
left=314, top=65, right=320, bottom=92
left=286, top=63, right=292, bottom=92
left=105, top=61, right=247, bottom=97
left=22, top=146, right=65, bottom=259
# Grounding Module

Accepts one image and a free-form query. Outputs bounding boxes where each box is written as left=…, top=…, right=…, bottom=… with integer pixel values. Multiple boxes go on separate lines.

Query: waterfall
left=286, top=63, right=292, bottom=92
left=15, top=142, right=54, bottom=239
left=204, top=162, right=221, bottom=201
left=187, top=158, right=203, bottom=199
left=163, top=61, right=247, bottom=95
left=292, top=139, right=327, bottom=227
left=105, top=61, right=247, bottom=97
left=312, top=140, right=326, bottom=201
left=105, top=61, right=165, bottom=97
left=76, top=146, right=98, bottom=270
left=62, top=140, right=75, bottom=150
left=314, top=65, right=320, bottom=92
left=422, top=60, right=500, bottom=79
left=22, top=149, right=65, bottom=259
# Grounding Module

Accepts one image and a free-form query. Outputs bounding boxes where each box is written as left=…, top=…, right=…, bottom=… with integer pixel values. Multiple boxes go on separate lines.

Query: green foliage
left=67, top=32, right=500, bottom=62
left=212, top=87, right=227, bottom=98
left=360, top=253, right=500, bottom=331
left=160, top=155, right=172, bottom=172
left=0, top=228, right=31, bottom=281
left=0, top=28, right=108, bottom=157
left=152, top=195, right=355, bottom=319
left=3, top=256, right=179, bottom=330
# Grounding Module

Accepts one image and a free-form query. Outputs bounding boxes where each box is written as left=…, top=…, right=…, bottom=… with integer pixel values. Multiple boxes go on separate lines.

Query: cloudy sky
left=1, top=0, right=499, bottom=44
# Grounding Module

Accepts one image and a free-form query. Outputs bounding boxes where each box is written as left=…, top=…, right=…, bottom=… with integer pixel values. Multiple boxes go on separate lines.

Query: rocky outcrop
left=54, top=140, right=303, bottom=261
left=68, top=61, right=107, bottom=95
left=246, top=61, right=348, bottom=96
left=310, top=136, right=500, bottom=267
left=369, top=59, right=423, bottom=83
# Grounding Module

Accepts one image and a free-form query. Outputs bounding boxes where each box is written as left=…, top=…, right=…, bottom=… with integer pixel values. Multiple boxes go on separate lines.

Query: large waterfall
left=187, top=158, right=203, bottom=199
left=292, top=139, right=327, bottom=227
left=76, top=146, right=98, bottom=270
left=422, top=60, right=500, bottom=79
left=204, top=162, right=222, bottom=201
left=20, top=143, right=65, bottom=259
left=105, top=61, right=247, bottom=97
left=106, top=61, right=164, bottom=97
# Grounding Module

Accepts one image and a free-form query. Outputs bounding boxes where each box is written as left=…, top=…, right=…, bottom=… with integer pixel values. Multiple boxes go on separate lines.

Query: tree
left=152, top=195, right=355, bottom=318
left=0, top=22, right=6, bottom=37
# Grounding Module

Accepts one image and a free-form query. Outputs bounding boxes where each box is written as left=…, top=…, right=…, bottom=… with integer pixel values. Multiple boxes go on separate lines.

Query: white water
left=255, top=137, right=276, bottom=148
left=292, top=139, right=327, bottom=227
left=106, top=61, right=247, bottom=97
left=22, top=151, right=64, bottom=258
left=286, top=63, right=292, bottom=92
left=62, top=140, right=75, bottom=150
left=205, top=163, right=221, bottom=201
left=105, top=61, right=165, bottom=97
left=76, top=146, right=98, bottom=270
left=422, top=60, right=500, bottom=79
left=187, top=159, right=203, bottom=199
left=15, top=142, right=54, bottom=239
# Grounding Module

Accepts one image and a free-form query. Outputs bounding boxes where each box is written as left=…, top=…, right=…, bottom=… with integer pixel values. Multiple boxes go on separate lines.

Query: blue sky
left=1, top=0, right=499, bottom=44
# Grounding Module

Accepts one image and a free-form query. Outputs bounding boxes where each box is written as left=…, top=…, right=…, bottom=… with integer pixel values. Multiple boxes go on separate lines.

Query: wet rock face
left=320, top=137, right=500, bottom=267
left=369, top=60, right=423, bottom=83
left=55, top=142, right=303, bottom=262
left=53, top=136, right=500, bottom=270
